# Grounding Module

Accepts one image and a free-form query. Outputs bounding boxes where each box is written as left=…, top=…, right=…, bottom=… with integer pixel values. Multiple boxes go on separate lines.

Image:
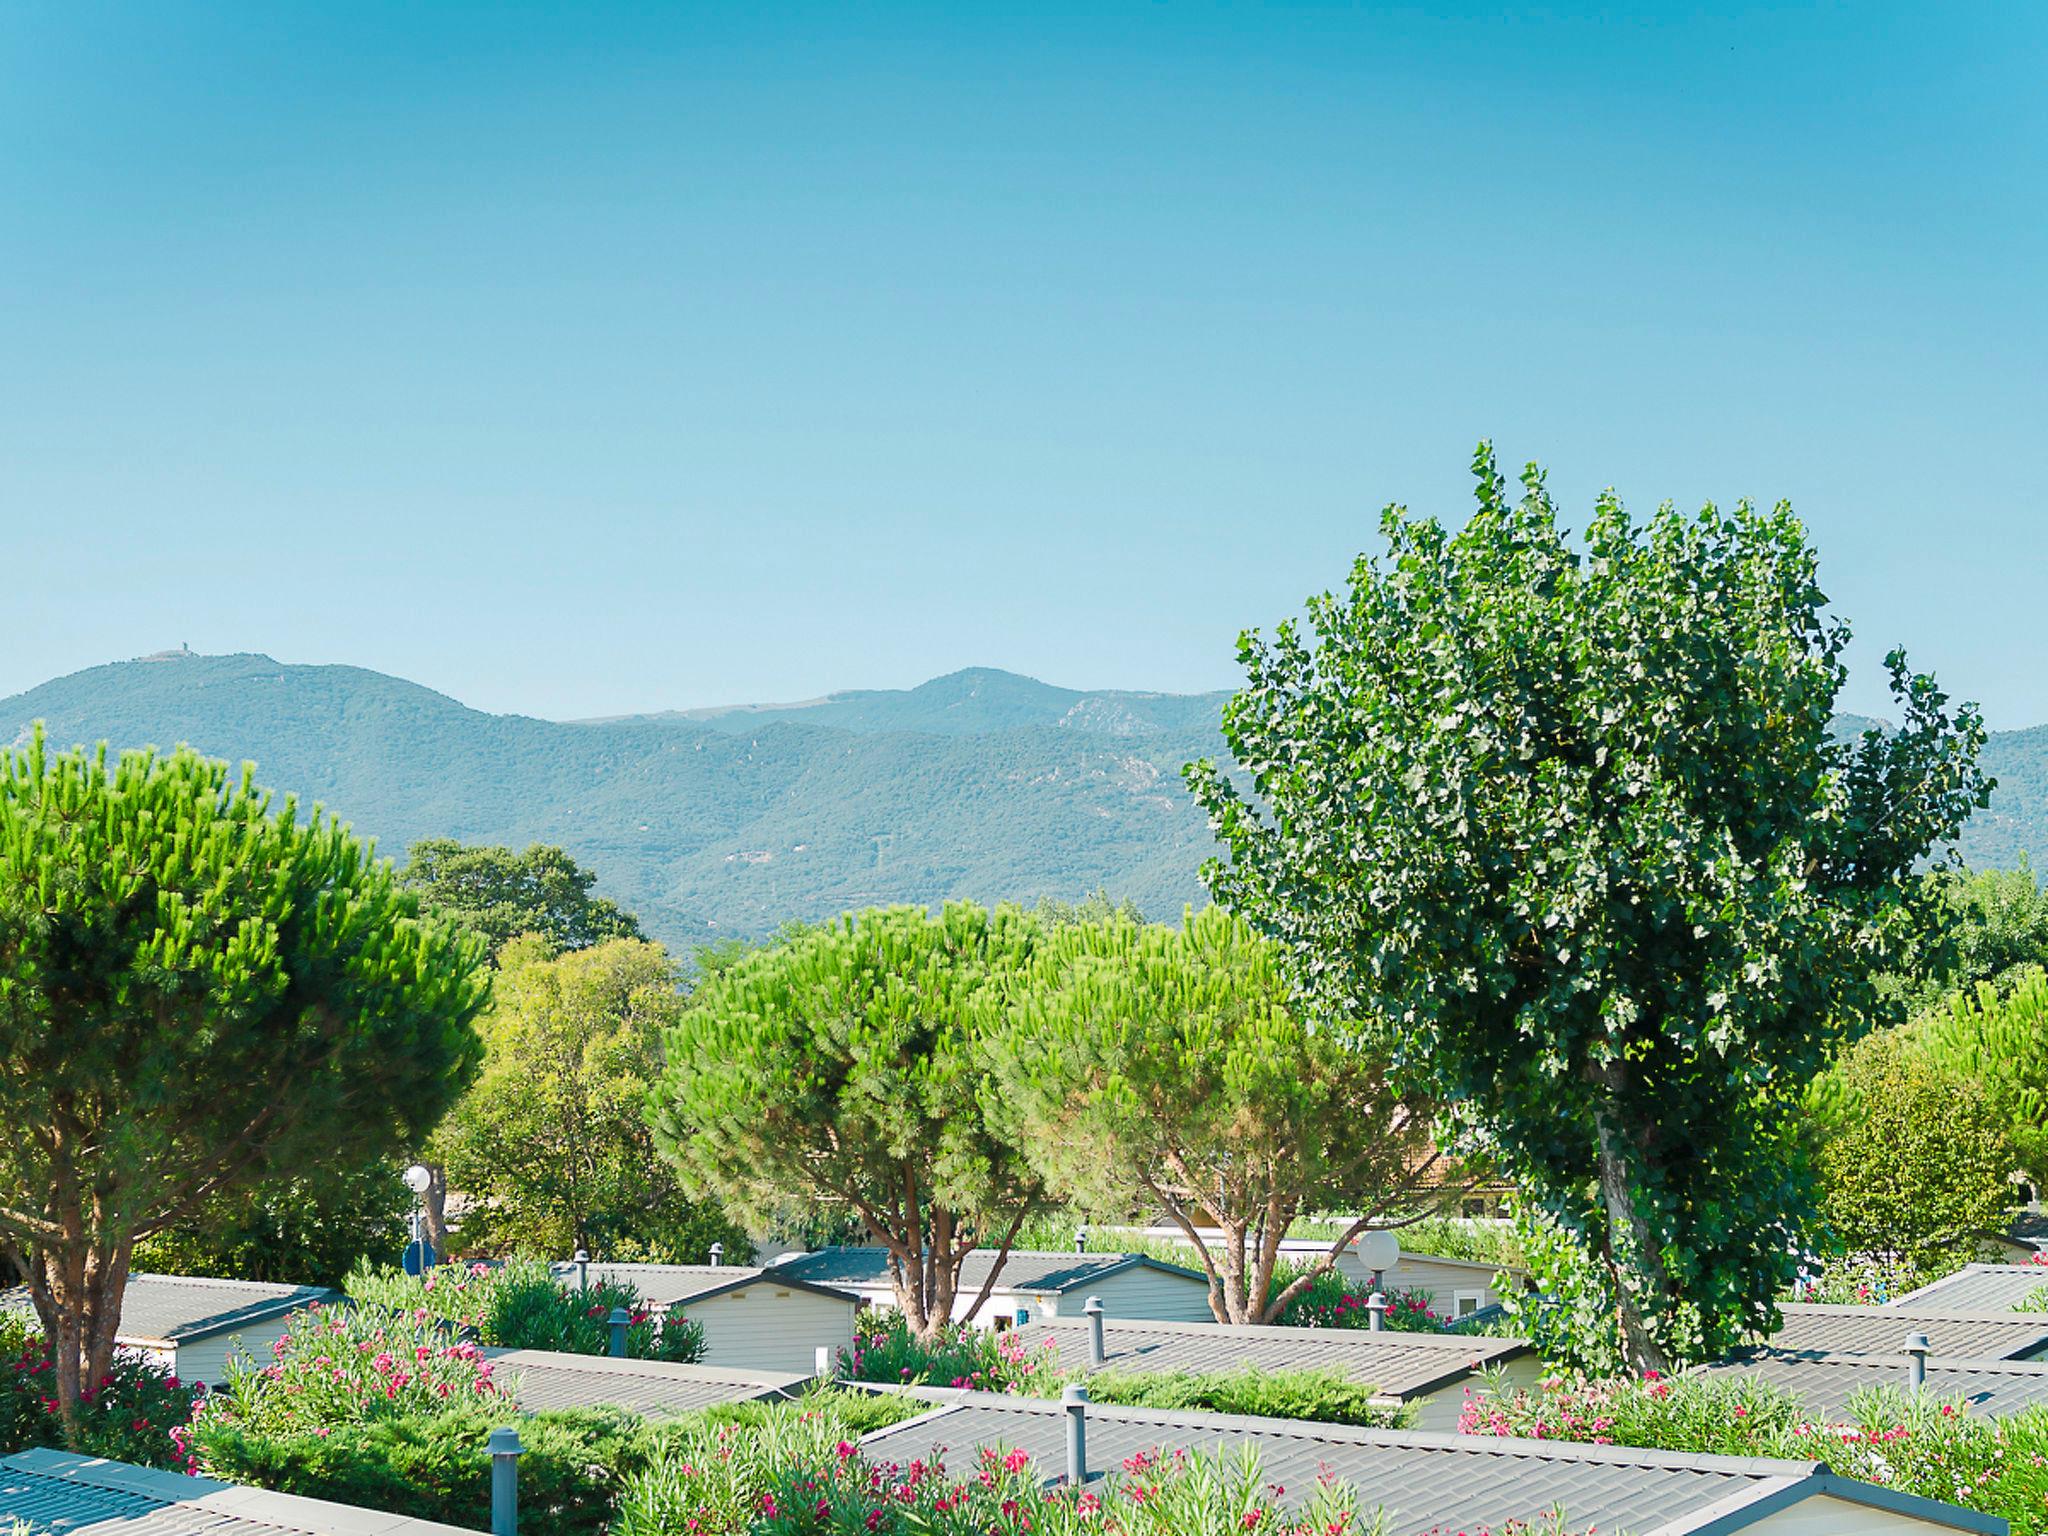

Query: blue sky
left=4, top=3, right=2042, bottom=725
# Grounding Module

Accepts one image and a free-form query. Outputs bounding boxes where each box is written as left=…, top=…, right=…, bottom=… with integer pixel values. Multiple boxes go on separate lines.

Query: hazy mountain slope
left=0, top=654, right=1226, bottom=945
left=5, top=653, right=2041, bottom=950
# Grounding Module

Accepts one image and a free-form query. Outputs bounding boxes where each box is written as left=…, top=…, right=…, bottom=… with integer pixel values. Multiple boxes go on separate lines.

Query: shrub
left=1084, top=1365, right=1409, bottom=1428
left=1268, top=1263, right=1445, bottom=1333
left=1461, top=1369, right=2048, bottom=1534
left=344, top=1258, right=705, bottom=1363
left=133, top=1161, right=413, bottom=1289
left=193, top=1403, right=654, bottom=1536
left=836, top=1310, right=1063, bottom=1393
left=614, top=1410, right=1409, bottom=1536
left=0, top=1310, right=201, bottom=1469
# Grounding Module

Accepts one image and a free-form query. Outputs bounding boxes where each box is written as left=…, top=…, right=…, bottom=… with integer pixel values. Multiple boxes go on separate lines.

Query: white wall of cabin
left=680, top=1285, right=858, bottom=1374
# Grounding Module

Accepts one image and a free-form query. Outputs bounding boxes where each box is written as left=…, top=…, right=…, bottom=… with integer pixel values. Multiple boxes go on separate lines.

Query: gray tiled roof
left=0, top=1273, right=337, bottom=1346
left=1703, top=1351, right=2048, bottom=1420
left=1, top=1447, right=479, bottom=1536
left=548, top=1261, right=860, bottom=1308
left=859, top=1395, right=1997, bottom=1535
left=1010, top=1316, right=1531, bottom=1398
left=1765, top=1303, right=2048, bottom=1360
left=776, top=1248, right=1206, bottom=1295
left=485, top=1348, right=812, bottom=1416
left=1890, top=1265, right=2048, bottom=1313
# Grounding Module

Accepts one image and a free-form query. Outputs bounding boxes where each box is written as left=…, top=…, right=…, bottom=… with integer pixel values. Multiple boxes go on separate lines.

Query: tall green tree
left=132, top=1160, right=412, bottom=1289
left=990, top=906, right=1444, bottom=1324
left=434, top=936, right=747, bottom=1260
left=1880, top=865, right=2048, bottom=1015
left=400, top=839, right=642, bottom=956
left=649, top=903, right=1047, bottom=1341
left=0, top=732, right=487, bottom=1436
left=1911, top=967, right=2048, bottom=1179
left=1188, top=446, right=1990, bottom=1370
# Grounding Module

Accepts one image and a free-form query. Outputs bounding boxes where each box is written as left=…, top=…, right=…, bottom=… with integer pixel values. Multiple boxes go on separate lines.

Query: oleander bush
left=344, top=1257, right=705, bottom=1362
left=1269, top=1264, right=1446, bottom=1333
left=1082, top=1364, right=1410, bottom=1428
left=1462, top=1368, right=2048, bottom=1533
left=0, top=1311, right=201, bottom=1469
left=836, top=1310, right=1063, bottom=1393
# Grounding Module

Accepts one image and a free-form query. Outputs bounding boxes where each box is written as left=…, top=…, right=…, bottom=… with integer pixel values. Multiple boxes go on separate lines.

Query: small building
left=484, top=1347, right=812, bottom=1416
left=552, top=1262, right=859, bottom=1374
left=1116, top=1226, right=1522, bottom=1317
left=1890, top=1264, right=2048, bottom=1313
left=773, top=1248, right=1216, bottom=1327
left=0, top=1273, right=336, bottom=1386
left=1009, top=1314, right=1538, bottom=1431
left=1764, top=1303, right=2048, bottom=1361
left=1, top=1448, right=479, bottom=1536
left=859, top=1395, right=1999, bottom=1535
left=1703, top=1350, right=2048, bottom=1420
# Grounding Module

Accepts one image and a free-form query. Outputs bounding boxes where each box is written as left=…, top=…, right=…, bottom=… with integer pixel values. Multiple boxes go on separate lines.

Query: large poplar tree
left=0, top=732, right=488, bottom=1436
left=1189, top=446, right=1990, bottom=1369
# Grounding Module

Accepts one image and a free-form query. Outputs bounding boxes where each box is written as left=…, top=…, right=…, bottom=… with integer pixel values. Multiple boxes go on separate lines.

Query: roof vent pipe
left=1083, top=1295, right=1106, bottom=1367
left=1366, top=1292, right=1388, bottom=1333
left=710, top=1242, right=724, bottom=1267
left=608, top=1307, right=631, bottom=1358
left=573, top=1249, right=590, bottom=1294
left=488, top=1425, right=524, bottom=1536
left=1063, top=1382, right=1089, bottom=1487
left=1905, top=1332, right=1931, bottom=1391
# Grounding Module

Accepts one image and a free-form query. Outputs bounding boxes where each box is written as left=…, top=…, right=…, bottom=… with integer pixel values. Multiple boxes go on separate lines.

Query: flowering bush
left=615, top=1408, right=1401, bottom=1536
left=836, top=1312, right=1063, bottom=1394
left=344, top=1257, right=705, bottom=1363
left=1085, top=1365, right=1409, bottom=1428
left=0, top=1309, right=202, bottom=1469
left=1269, top=1264, right=1446, bottom=1333
left=1461, top=1368, right=2048, bottom=1534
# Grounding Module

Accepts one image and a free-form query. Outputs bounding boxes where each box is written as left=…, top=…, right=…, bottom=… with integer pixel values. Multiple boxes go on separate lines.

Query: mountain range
left=4, top=651, right=2043, bottom=950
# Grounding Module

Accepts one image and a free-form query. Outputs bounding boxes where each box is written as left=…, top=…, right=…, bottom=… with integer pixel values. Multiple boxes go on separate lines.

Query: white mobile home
left=554, top=1261, right=860, bottom=1374
left=1, top=1274, right=337, bottom=1386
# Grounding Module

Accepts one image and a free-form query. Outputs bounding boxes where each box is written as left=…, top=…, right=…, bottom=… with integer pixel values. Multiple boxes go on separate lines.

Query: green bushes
left=1083, top=1365, right=1409, bottom=1428
left=1268, top=1263, right=1446, bottom=1333
left=344, top=1258, right=705, bottom=1363
left=614, top=1412, right=1407, bottom=1536
left=194, top=1405, right=654, bottom=1536
left=0, top=1311, right=200, bottom=1469
left=1462, top=1368, right=2048, bottom=1534
left=837, top=1310, right=1062, bottom=1393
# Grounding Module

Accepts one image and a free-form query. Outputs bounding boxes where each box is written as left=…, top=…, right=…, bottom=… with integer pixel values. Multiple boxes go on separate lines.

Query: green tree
left=1188, top=446, right=1990, bottom=1370
left=1911, top=966, right=2048, bottom=1179
left=399, top=839, right=642, bottom=956
left=649, top=903, right=1047, bottom=1341
left=132, top=1161, right=412, bottom=1288
left=990, top=906, right=1443, bottom=1324
left=1882, top=865, right=2048, bottom=1015
left=434, top=936, right=747, bottom=1261
left=1816, top=1032, right=2015, bottom=1291
left=0, top=731, right=487, bottom=1437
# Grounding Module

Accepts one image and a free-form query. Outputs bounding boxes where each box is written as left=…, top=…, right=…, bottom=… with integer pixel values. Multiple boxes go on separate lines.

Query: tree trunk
left=31, top=1238, right=135, bottom=1446
left=1592, top=1100, right=1672, bottom=1375
left=424, top=1163, right=451, bottom=1260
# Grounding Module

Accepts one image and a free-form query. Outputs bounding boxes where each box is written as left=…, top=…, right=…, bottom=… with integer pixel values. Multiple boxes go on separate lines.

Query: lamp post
left=402, top=1164, right=436, bottom=1274
left=1356, top=1229, right=1401, bottom=1294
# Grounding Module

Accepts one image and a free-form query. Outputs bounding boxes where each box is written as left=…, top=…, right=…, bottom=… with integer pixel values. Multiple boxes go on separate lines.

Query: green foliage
left=1266, top=1264, right=1447, bottom=1333
left=193, top=1404, right=653, bottom=1536
left=1464, top=1370, right=2048, bottom=1534
left=133, top=1160, right=411, bottom=1288
left=1814, top=1032, right=2016, bottom=1291
left=650, top=903, right=1051, bottom=1338
left=1086, top=1365, right=1411, bottom=1428
left=1188, top=445, right=1991, bottom=1370
left=1914, top=966, right=2048, bottom=1175
left=989, top=907, right=1441, bottom=1326
left=345, top=1259, right=706, bottom=1363
left=0, top=728, right=489, bottom=1432
left=1883, top=864, right=2048, bottom=1014
left=0, top=1311, right=201, bottom=1470
left=836, top=1310, right=1063, bottom=1394
left=615, top=1412, right=1405, bottom=1536
left=433, top=937, right=749, bottom=1261
left=400, top=838, right=644, bottom=956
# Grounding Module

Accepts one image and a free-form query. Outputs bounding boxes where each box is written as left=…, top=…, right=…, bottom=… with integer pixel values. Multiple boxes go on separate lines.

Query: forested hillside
left=0, top=654, right=1228, bottom=946
left=4, top=652, right=2041, bottom=949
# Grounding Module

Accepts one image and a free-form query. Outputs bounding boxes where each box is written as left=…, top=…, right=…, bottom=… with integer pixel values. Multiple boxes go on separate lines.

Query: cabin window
left=1454, top=1291, right=1483, bottom=1318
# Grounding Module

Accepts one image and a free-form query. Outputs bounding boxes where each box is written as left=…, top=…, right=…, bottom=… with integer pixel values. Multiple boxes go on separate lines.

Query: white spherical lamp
left=403, top=1163, right=434, bottom=1195
left=1357, top=1229, right=1401, bottom=1275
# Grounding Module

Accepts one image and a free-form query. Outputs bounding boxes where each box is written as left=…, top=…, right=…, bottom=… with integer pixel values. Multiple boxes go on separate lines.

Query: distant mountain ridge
left=0, top=653, right=1231, bottom=946
left=3, top=653, right=2042, bottom=950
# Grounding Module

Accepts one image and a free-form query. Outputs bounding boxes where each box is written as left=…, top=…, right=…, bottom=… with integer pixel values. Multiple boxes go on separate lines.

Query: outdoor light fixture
left=1357, top=1229, right=1401, bottom=1289
left=401, top=1164, right=436, bottom=1273
left=403, top=1163, right=433, bottom=1194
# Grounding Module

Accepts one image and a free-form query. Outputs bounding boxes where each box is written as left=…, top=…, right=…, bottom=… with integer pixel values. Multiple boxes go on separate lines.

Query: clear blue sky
left=4, top=3, right=2041, bottom=725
